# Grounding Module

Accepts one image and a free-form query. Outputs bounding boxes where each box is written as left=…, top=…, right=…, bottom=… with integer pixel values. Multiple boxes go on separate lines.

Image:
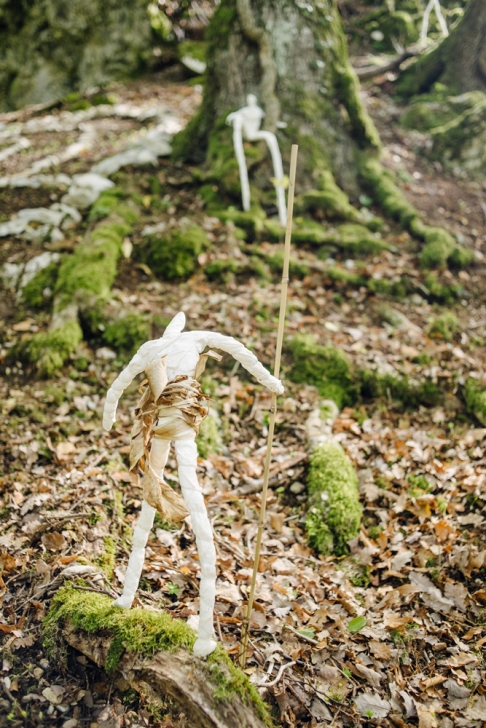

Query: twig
left=257, top=661, right=296, bottom=688
left=284, top=624, right=319, bottom=645
left=239, top=144, right=298, bottom=668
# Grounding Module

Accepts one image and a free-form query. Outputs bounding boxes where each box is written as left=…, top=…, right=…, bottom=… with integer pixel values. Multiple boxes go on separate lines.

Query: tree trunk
left=0, top=0, right=153, bottom=111
left=398, top=0, right=486, bottom=96
left=174, top=0, right=380, bottom=203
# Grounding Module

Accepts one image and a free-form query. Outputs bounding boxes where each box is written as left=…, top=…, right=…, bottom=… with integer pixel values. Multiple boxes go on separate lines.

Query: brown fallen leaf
left=384, top=613, right=414, bottom=631
left=369, top=640, right=392, bottom=660
left=415, top=702, right=437, bottom=728
left=55, top=441, right=77, bottom=463
left=41, top=532, right=66, bottom=551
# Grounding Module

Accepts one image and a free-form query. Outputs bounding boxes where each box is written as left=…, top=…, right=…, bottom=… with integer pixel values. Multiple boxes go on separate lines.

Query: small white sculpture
left=226, top=94, right=287, bottom=225
left=420, top=0, right=448, bottom=45
left=103, top=312, right=284, bottom=657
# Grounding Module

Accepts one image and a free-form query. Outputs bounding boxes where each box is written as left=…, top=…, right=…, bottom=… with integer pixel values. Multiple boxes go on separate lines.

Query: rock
left=19, top=252, right=60, bottom=290
left=61, top=173, right=114, bottom=209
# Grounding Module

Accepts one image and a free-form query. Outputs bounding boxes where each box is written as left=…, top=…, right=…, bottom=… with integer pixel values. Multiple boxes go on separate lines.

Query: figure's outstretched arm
left=200, top=332, right=284, bottom=394
left=103, top=351, right=146, bottom=430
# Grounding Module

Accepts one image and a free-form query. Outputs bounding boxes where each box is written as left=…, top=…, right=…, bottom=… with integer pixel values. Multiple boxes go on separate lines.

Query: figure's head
left=163, top=311, right=186, bottom=337
left=246, top=93, right=258, bottom=107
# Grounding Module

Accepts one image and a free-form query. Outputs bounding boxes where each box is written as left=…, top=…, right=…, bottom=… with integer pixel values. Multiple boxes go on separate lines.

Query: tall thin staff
left=239, top=144, right=298, bottom=668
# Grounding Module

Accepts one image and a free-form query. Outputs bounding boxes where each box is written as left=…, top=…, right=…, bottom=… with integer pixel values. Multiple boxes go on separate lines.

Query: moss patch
left=44, top=587, right=273, bottom=726
left=306, top=443, right=362, bottom=556
left=15, top=320, right=83, bottom=378
left=21, top=262, right=59, bottom=309
left=465, top=379, right=486, bottom=426
left=103, top=313, right=150, bottom=354
left=428, top=312, right=459, bottom=342
left=141, top=224, right=209, bottom=280
left=197, top=414, right=222, bottom=459
left=287, top=334, right=354, bottom=409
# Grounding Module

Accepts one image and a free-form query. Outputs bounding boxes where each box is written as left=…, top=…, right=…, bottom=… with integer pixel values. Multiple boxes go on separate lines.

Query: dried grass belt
left=129, top=373, right=209, bottom=522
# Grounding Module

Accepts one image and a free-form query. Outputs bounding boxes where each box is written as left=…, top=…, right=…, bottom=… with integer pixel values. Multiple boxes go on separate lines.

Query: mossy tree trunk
left=0, top=0, right=153, bottom=111
left=174, top=0, right=380, bottom=208
left=398, top=0, right=486, bottom=96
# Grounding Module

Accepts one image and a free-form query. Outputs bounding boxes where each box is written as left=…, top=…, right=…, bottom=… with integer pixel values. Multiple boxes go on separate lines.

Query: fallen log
left=353, top=45, right=422, bottom=80
left=45, top=587, right=273, bottom=728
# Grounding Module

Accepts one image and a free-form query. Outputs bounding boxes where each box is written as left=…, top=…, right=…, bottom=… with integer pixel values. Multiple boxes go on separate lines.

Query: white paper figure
left=420, top=0, right=448, bottom=44
left=226, top=94, right=287, bottom=225
left=103, top=312, right=284, bottom=657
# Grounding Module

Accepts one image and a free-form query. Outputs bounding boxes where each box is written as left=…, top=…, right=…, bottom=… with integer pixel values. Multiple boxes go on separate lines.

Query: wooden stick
left=239, top=144, right=298, bottom=668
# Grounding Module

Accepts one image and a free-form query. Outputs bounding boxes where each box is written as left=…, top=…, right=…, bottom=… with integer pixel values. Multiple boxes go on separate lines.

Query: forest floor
left=0, top=67, right=486, bottom=728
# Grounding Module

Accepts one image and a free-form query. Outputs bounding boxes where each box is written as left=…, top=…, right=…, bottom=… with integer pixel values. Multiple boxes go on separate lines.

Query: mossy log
left=16, top=199, right=139, bottom=376
left=306, top=442, right=362, bottom=556
left=45, top=588, right=273, bottom=728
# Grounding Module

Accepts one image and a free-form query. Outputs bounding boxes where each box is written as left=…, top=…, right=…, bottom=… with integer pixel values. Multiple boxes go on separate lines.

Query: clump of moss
left=265, top=251, right=310, bottom=278
left=103, top=314, right=150, bottom=354
left=465, top=378, right=486, bottom=426
left=88, top=188, right=126, bottom=222
left=205, top=258, right=242, bottom=283
left=55, top=218, right=131, bottom=309
left=44, top=587, right=273, bottom=726
left=296, top=171, right=362, bottom=222
left=287, top=334, right=354, bottom=408
left=449, top=245, right=474, bottom=269
left=358, top=369, right=442, bottom=408
left=428, top=312, right=459, bottom=342
left=423, top=272, right=461, bottom=304
left=359, top=157, right=417, bottom=227
left=306, top=443, right=362, bottom=555
left=215, top=207, right=266, bottom=239
left=143, top=224, right=209, bottom=280
left=21, top=262, right=59, bottom=309
left=418, top=227, right=456, bottom=269
left=197, top=413, right=222, bottom=459
left=15, top=320, right=83, bottom=378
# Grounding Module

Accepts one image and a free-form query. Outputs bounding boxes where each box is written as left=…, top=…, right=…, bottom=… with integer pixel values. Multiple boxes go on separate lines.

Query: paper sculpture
left=103, top=312, right=283, bottom=657
left=226, top=94, right=287, bottom=225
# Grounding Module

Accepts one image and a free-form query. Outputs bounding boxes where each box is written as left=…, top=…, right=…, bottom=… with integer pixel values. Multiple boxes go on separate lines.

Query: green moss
left=465, top=379, right=486, bottom=426
left=419, top=227, right=456, bottom=269
left=359, top=157, right=417, bottom=227
left=306, top=443, right=362, bottom=556
left=423, top=272, right=461, bottom=304
left=197, top=414, right=222, bottom=459
left=449, top=245, right=474, bottom=269
left=296, top=171, right=361, bottom=222
left=55, top=215, right=132, bottom=309
left=103, top=313, right=150, bottom=354
left=205, top=258, right=242, bottom=283
left=358, top=369, right=442, bottom=408
left=98, top=536, right=117, bottom=579
left=326, top=266, right=366, bottom=288
left=288, top=334, right=354, bottom=408
left=88, top=188, right=125, bottom=222
left=335, top=223, right=387, bottom=255
left=44, top=587, right=274, bottom=726
left=265, top=251, right=310, bottom=278
left=16, top=320, right=83, bottom=377
left=177, top=40, right=207, bottom=63
left=214, top=207, right=266, bottom=238
left=21, top=262, right=59, bottom=309
left=143, top=224, right=209, bottom=280
left=428, top=312, right=459, bottom=342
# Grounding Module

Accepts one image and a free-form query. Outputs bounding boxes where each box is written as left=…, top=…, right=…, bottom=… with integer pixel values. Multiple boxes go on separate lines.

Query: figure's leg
left=257, top=130, right=287, bottom=225
left=174, top=436, right=217, bottom=657
left=233, top=123, right=251, bottom=212
left=114, top=439, right=171, bottom=608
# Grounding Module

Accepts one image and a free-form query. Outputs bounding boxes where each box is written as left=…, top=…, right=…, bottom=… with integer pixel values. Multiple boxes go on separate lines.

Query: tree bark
left=398, top=0, right=486, bottom=96
left=62, top=623, right=271, bottom=728
left=174, top=0, right=380, bottom=200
